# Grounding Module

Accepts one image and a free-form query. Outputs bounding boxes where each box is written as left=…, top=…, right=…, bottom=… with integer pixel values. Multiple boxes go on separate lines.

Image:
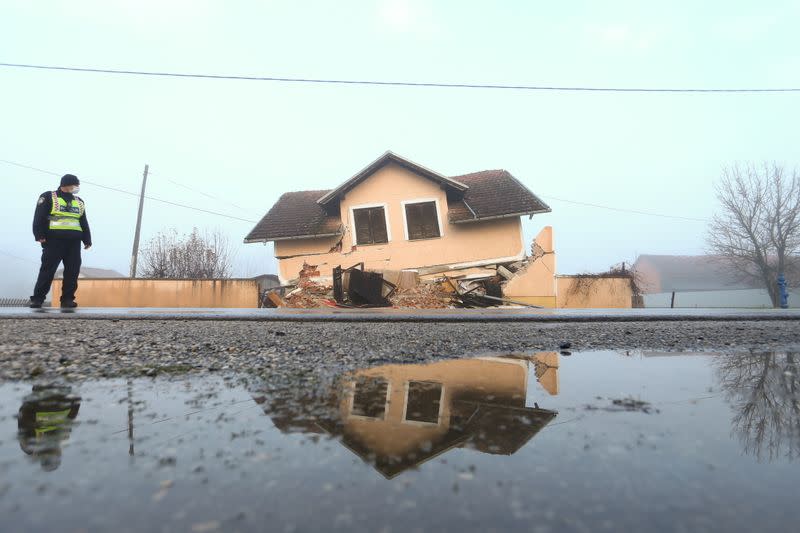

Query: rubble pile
left=388, top=283, right=453, bottom=309
left=264, top=258, right=545, bottom=309
left=284, top=281, right=333, bottom=308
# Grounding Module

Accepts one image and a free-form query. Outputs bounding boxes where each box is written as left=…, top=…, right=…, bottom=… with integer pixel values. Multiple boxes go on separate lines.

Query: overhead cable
left=1, top=62, right=798, bottom=93
left=0, top=159, right=258, bottom=223
left=540, top=194, right=710, bottom=222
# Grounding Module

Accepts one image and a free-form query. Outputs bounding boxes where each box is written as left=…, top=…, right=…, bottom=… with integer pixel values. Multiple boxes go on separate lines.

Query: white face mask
left=70, top=186, right=80, bottom=194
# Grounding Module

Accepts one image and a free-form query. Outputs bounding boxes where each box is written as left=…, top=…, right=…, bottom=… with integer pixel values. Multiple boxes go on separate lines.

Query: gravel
left=1, top=318, right=798, bottom=383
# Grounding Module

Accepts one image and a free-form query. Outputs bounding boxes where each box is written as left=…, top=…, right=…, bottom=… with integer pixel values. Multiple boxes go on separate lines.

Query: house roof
left=55, top=267, right=126, bottom=279
left=447, top=169, right=551, bottom=223
left=316, top=151, right=468, bottom=206
left=245, top=155, right=550, bottom=243
left=244, top=190, right=343, bottom=243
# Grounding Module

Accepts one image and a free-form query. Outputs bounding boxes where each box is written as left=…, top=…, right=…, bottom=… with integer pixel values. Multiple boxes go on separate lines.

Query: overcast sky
left=2, top=0, right=799, bottom=297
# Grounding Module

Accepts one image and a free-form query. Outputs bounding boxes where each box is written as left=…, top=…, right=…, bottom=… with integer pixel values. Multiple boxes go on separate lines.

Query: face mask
left=70, top=186, right=80, bottom=194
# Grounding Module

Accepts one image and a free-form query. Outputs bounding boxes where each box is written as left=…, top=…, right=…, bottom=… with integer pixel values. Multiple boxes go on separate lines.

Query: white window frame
left=401, top=380, right=446, bottom=427
left=400, top=198, right=444, bottom=241
left=347, top=377, right=392, bottom=421
left=349, top=202, right=392, bottom=245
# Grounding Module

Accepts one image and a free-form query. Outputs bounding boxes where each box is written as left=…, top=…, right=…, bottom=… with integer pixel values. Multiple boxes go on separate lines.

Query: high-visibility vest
left=48, top=191, right=84, bottom=232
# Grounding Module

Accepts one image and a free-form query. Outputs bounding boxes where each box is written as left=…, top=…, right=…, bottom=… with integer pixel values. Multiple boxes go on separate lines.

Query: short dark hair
left=60, top=174, right=80, bottom=187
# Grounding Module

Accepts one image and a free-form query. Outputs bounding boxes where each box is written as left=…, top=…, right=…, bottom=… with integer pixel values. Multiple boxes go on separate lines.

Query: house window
left=404, top=381, right=443, bottom=425
left=404, top=201, right=441, bottom=240
left=353, top=206, right=389, bottom=245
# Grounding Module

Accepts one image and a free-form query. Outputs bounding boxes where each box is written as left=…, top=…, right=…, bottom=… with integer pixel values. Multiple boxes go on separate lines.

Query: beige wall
left=556, top=276, right=634, bottom=308
left=503, top=226, right=557, bottom=307
left=274, top=162, right=525, bottom=281
left=51, top=278, right=260, bottom=308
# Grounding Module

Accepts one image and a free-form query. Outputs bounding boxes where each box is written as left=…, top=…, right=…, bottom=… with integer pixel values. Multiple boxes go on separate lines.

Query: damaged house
left=245, top=151, right=637, bottom=308
left=245, top=151, right=550, bottom=283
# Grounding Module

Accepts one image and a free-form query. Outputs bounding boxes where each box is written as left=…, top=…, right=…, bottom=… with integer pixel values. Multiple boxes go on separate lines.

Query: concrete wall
left=556, top=276, right=634, bottom=308
left=274, top=162, right=525, bottom=281
left=51, top=278, right=260, bottom=308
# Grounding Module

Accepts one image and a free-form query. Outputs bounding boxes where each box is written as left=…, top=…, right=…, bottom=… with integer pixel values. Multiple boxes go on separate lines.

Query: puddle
left=1, top=351, right=798, bottom=532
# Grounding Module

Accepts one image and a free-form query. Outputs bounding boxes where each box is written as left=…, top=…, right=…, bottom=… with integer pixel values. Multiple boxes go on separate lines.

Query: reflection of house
left=253, top=354, right=558, bottom=478
left=244, top=151, right=551, bottom=284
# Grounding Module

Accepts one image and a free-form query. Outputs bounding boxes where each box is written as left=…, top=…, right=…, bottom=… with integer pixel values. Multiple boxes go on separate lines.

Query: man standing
left=29, top=174, right=92, bottom=308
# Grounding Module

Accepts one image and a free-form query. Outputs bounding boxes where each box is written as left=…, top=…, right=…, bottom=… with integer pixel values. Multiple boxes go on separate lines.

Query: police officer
left=29, top=174, right=92, bottom=308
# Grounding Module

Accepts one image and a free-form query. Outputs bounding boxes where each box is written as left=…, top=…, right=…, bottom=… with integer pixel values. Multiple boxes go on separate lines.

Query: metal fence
left=0, top=298, right=33, bottom=307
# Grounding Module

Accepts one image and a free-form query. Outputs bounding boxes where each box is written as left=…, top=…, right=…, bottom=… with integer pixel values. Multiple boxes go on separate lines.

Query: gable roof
left=244, top=190, right=342, bottom=243
left=447, top=169, right=551, bottom=223
left=245, top=154, right=551, bottom=243
left=56, top=267, right=126, bottom=279
left=316, top=151, right=468, bottom=206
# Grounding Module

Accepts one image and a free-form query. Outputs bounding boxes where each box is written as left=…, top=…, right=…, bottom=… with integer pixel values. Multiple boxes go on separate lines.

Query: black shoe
left=60, top=301, right=78, bottom=309
left=29, top=299, right=43, bottom=309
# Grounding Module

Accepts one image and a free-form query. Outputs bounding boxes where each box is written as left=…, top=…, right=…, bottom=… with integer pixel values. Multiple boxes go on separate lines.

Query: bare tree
left=707, top=163, right=800, bottom=307
left=139, top=228, right=234, bottom=279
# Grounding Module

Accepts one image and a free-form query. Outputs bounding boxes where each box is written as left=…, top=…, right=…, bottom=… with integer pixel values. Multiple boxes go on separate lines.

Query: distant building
left=55, top=267, right=126, bottom=279
left=252, top=274, right=281, bottom=292
left=633, top=254, right=798, bottom=308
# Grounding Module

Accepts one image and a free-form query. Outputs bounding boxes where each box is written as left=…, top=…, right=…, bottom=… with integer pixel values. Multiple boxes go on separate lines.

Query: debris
left=264, top=291, right=286, bottom=308
left=332, top=263, right=396, bottom=307
left=389, top=283, right=453, bottom=308
left=496, top=265, right=514, bottom=280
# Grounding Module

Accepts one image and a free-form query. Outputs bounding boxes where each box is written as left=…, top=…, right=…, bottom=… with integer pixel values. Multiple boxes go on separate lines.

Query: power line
left=1, top=62, right=799, bottom=93
left=540, top=194, right=709, bottom=222
left=2, top=157, right=710, bottom=223
left=148, top=170, right=259, bottom=214
left=0, top=159, right=259, bottom=223
left=0, top=249, right=39, bottom=265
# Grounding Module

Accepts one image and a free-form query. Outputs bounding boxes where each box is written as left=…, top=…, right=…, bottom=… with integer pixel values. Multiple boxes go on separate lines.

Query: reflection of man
left=17, top=385, right=81, bottom=472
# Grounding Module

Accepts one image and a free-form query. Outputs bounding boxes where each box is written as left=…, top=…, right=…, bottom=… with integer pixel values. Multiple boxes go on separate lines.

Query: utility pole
left=129, top=164, right=149, bottom=278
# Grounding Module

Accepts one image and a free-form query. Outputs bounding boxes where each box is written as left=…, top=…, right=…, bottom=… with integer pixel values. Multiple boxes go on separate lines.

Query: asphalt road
left=1, top=306, right=799, bottom=322
left=1, top=315, right=798, bottom=382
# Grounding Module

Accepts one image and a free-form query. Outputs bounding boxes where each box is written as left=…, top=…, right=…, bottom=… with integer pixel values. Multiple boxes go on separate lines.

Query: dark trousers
left=31, top=239, right=82, bottom=303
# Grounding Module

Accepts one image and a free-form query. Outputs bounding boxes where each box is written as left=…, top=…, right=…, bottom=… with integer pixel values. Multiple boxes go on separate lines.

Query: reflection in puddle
left=253, top=354, right=559, bottom=478
left=715, top=351, right=800, bottom=462
left=17, top=385, right=81, bottom=472
left=2, top=351, right=800, bottom=532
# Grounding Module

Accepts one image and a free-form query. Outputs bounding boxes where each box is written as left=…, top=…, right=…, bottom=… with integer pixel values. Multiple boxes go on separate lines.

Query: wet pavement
left=2, top=307, right=800, bottom=322
left=1, top=350, right=799, bottom=532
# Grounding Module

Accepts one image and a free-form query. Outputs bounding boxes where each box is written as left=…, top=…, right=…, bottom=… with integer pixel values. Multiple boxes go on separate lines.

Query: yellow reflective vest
left=48, top=191, right=84, bottom=233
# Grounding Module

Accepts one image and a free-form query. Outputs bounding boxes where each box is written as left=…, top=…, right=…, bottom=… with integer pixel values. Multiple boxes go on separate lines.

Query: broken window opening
left=353, top=207, right=389, bottom=245
left=404, top=381, right=444, bottom=424
left=350, top=377, right=390, bottom=420
left=404, top=201, right=441, bottom=240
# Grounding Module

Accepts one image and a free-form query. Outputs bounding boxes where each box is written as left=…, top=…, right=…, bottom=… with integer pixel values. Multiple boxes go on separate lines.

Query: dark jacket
left=32, top=190, right=92, bottom=246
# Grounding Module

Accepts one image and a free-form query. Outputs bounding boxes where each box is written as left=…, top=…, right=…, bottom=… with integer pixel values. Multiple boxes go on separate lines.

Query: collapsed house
left=247, top=151, right=638, bottom=309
